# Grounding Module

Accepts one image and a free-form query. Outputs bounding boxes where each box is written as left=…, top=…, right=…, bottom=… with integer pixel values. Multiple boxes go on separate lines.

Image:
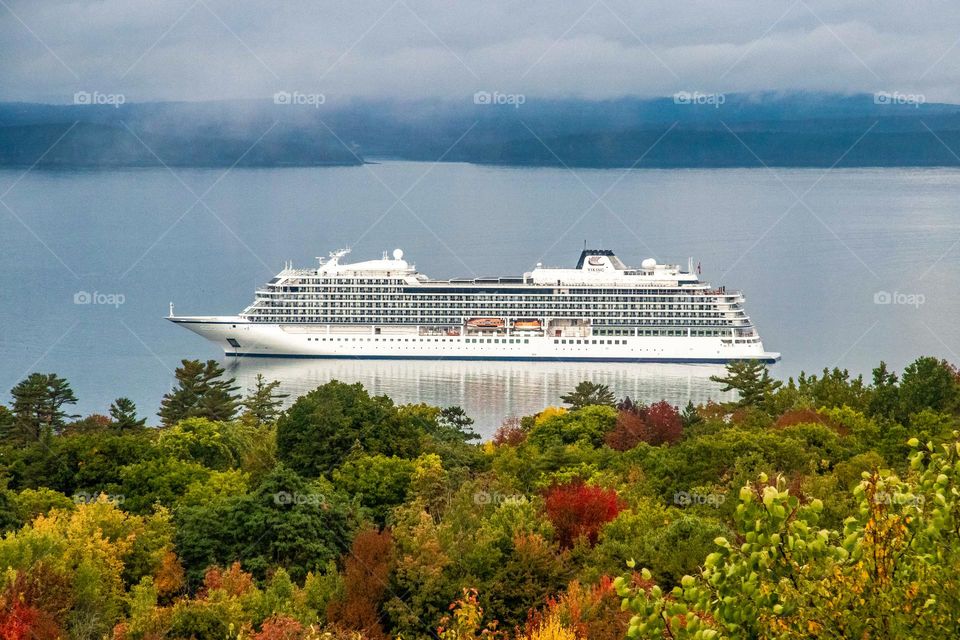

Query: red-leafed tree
left=604, top=410, right=647, bottom=451
left=604, top=401, right=682, bottom=450
left=643, top=401, right=683, bottom=446
left=326, top=527, right=394, bottom=640
left=0, top=602, right=61, bottom=640
left=0, top=564, right=69, bottom=640
left=493, top=416, right=526, bottom=446
left=543, top=481, right=624, bottom=548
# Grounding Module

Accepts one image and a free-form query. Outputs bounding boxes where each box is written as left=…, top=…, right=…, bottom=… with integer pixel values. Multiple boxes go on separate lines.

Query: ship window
left=226, top=338, right=241, bottom=348
left=524, top=339, right=529, bottom=344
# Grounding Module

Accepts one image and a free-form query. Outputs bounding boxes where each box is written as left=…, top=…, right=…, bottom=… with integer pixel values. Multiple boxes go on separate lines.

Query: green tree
left=868, top=360, right=899, bottom=420
left=332, top=454, right=415, bottom=524
left=899, top=356, right=960, bottom=418
left=276, top=380, right=422, bottom=477
left=174, top=463, right=353, bottom=584
left=710, top=360, right=782, bottom=408
left=158, top=360, right=240, bottom=426
left=560, top=381, right=616, bottom=409
left=157, top=417, right=254, bottom=471
left=119, top=456, right=212, bottom=514
left=109, top=397, right=146, bottom=430
left=9, top=373, right=78, bottom=440
left=437, top=406, right=477, bottom=439
left=240, top=374, right=288, bottom=427
left=528, top=405, right=617, bottom=449
left=0, top=405, right=13, bottom=442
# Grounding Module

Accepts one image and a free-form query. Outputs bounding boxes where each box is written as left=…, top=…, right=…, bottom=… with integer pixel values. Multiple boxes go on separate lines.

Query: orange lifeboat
left=512, top=319, right=542, bottom=330
left=467, top=317, right=505, bottom=329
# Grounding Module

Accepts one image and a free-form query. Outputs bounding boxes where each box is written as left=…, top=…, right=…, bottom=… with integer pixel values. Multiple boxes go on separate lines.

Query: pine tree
left=9, top=373, right=78, bottom=441
left=560, top=381, right=616, bottom=409
left=109, top=397, right=146, bottom=430
left=868, top=361, right=899, bottom=420
left=158, top=359, right=240, bottom=426
left=0, top=406, right=14, bottom=443
left=681, top=400, right=702, bottom=429
left=710, top=360, right=782, bottom=408
left=240, top=374, right=288, bottom=426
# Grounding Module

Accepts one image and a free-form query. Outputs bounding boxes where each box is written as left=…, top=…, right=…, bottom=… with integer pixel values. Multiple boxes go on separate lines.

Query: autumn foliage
left=523, top=578, right=629, bottom=640
left=326, top=527, right=394, bottom=639
left=0, top=566, right=69, bottom=640
left=543, top=482, right=623, bottom=548
left=604, top=401, right=682, bottom=450
left=252, top=615, right=307, bottom=640
left=493, top=417, right=526, bottom=447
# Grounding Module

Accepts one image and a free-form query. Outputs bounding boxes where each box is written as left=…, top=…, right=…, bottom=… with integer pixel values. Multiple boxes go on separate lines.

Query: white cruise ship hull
left=169, top=317, right=780, bottom=363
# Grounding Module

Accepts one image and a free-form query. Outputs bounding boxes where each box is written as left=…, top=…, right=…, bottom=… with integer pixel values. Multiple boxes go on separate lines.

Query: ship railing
left=702, top=288, right=742, bottom=296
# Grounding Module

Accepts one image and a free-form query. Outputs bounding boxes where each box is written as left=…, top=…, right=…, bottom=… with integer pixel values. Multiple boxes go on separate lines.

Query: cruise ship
left=168, top=248, right=779, bottom=363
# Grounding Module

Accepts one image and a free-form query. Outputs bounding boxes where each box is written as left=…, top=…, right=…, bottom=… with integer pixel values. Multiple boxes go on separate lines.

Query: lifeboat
left=512, top=319, right=542, bottom=330
left=466, top=317, right=505, bottom=329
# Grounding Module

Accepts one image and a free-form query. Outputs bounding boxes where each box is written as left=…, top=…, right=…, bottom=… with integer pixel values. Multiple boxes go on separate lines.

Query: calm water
left=1, top=162, right=958, bottom=436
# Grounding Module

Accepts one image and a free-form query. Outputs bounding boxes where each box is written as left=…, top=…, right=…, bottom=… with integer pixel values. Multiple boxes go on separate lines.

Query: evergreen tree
left=560, top=381, right=616, bottom=409
left=436, top=406, right=479, bottom=442
left=868, top=361, right=899, bottom=420
left=0, top=406, right=13, bottom=443
left=240, top=374, right=288, bottom=426
left=109, top=397, right=146, bottom=430
left=158, top=359, right=240, bottom=426
left=710, top=360, right=782, bottom=408
left=681, top=400, right=702, bottom=429
left=9, top=372, right=78, bottom=440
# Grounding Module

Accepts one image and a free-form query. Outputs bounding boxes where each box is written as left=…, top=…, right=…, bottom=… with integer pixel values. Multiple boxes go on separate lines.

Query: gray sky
left=2, top=0, right=960, bottom=103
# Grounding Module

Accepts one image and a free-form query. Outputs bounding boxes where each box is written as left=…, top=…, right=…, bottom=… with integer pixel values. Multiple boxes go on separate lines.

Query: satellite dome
left=393, top=248, right=404, bottom=260
left=641, top=258, right=656, bottom=269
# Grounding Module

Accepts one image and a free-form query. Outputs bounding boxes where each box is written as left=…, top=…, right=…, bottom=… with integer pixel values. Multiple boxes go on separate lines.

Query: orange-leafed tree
left=252, top=615, right=306, bottom=640
left=326, top=527, right=394, bottom=639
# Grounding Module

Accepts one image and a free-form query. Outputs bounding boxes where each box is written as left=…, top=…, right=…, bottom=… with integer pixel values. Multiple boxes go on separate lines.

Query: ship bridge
left=531, top=249, right=701, bottom=286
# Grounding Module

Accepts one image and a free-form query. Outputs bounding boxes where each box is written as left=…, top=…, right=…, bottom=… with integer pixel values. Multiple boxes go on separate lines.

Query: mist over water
left=1, top=162, right=958, bottom=434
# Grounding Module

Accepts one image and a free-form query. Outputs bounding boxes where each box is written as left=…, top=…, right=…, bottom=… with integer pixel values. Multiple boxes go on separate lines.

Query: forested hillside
left=0, top=356, right=958, bottom=639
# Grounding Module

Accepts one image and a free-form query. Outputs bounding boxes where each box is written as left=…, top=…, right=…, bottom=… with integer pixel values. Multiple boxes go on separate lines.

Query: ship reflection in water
left=225, top=358, right=737, bottom=438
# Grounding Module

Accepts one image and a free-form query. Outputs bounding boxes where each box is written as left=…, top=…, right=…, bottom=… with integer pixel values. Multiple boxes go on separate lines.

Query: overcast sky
left=3, top=0, right=960, bottom=104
